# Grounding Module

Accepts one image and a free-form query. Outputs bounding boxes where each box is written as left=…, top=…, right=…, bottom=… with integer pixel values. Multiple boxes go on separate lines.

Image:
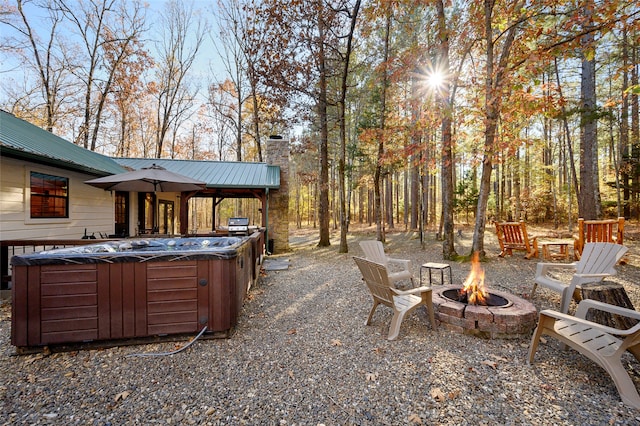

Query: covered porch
left=112, top=158, right=280, bottom=242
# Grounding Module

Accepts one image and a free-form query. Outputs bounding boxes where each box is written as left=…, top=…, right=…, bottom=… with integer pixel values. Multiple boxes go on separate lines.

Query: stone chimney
left=265, top=135, right=290, bottom=253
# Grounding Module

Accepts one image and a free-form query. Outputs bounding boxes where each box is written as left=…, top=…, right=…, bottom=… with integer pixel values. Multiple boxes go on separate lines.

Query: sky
left=1, top=0, right=227, bottom=104
left=146, top=0, right=225, bottom=80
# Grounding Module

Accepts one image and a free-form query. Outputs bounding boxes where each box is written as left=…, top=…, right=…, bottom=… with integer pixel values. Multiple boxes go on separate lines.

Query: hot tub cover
left=11, top=237, right=245, bottom=266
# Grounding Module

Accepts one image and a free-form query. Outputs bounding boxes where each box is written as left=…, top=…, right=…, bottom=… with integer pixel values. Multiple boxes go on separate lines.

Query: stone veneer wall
left=265, top=137, right=290, bottom=254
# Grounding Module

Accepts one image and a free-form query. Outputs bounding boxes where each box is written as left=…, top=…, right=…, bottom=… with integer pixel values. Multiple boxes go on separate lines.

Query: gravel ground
left=2, top=226, right=640, bottom=425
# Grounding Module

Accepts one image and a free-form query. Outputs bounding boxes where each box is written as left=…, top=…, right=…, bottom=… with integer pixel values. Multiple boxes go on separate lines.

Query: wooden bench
left=494, top=221, right=538, bottom=259
left=575, top=217, right=624, bottom=260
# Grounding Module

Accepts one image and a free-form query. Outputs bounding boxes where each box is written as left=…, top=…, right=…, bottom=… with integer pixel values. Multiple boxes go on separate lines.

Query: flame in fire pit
left=460, top=252, right=488, bottom=305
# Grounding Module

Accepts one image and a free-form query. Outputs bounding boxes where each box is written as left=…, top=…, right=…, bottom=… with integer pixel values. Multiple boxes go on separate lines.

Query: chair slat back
left=353, top=256, right=394, bottom=305
left=503, top=223, right=524, bottom=244
left=495, top=221, right=530, bottom=247
left=576, top=242, right=628, bottom=275
left=359, top=240, right=389, bottom=267
left=585, top=222, right=615, bottom=242
left=576, top=217, right=624, bottom=256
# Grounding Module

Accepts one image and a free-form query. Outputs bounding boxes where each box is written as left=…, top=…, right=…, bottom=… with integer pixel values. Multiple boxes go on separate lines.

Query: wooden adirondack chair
left=531, top=242, right=628, bottom=313
left=353, top=256, right=436, bottom=340
left=575, top=217, right=625, bottom=260
left=359, top=240, right=414, bottom=287
left=528, top=299, right=640, bottom=410
left=494, top=221, right=538, bottom=259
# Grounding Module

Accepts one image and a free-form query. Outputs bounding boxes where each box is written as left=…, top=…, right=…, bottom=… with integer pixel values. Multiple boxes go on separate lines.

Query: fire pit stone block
left=432, top=285, right=537, bottom=339
left=434, top=310, right=476, bottom=329
left=435, top=301, right=465, bottom=318
left=465, top=304, right=494, bottom=322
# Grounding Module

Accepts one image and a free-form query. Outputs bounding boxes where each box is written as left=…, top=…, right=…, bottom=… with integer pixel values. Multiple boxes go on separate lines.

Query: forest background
left=1, top=0, right=639, bottom=259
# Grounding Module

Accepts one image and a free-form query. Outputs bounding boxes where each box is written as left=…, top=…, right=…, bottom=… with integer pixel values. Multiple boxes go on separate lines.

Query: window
left=30, top=172, right=69, bottom=218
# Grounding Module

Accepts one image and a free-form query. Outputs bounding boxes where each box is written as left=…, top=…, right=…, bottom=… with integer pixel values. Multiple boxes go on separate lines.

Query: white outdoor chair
left=359, top=240, right=414, bottom=287
left=528, top=299, right=640, bottom=409
left=531, top=242, right=628, bottom=313
left=353, top=256, right=435, bottom=340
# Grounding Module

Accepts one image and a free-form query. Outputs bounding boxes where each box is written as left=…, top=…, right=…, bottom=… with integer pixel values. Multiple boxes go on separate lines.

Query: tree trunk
left=472, top=143, right=496, bottom=258
left=554, top=58, right=580, bottom=215
left=375, top=10, right=392, bottom=243
left=471, top=0, right=517, bottom=258
left=514, top=149, right=521, bottom=220
left=576, top=282, right=637, bottom=329
left=411, top=154, right=420, bottom=230
left=621, top=27, right=630, bottom=218
left=436, top=0, right=457, bottom=259
left=578, top=0, right=599, bottom=220
left=632, top=30, right=640, bottom=220
left=386, top=177, right=394, bottom=229
left=317, top=0, right=330, bottom=247
left=337, top=0, right=361, bottom=253
left=236, top=72, right=243, bottom=161
left=410, top=70, right=421, bottom=230
left=250, top=71, right=263, bottom=162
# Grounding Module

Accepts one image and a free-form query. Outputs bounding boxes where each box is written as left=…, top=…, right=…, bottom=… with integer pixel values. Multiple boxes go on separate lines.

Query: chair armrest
left=392, top=286, right=431, bottom=296
left=387, top=257, right=410, bottom=269
left=573, top=273, right=612, bottom=280
left=541, top=307, right=640, bottom=336
left=536, top=262, right=577, bottom=276
left=575, top=299, right=640, bottom=323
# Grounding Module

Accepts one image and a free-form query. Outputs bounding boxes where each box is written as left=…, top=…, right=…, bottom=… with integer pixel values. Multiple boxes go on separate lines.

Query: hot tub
left=11, top=233, right=264, bottom=349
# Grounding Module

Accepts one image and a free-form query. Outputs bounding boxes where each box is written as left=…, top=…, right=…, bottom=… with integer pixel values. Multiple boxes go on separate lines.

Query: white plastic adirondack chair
left=528, top=299, right=640, bottom=409
left=359, top=240, right=414, bottom=287
left=353, top=256, right=435, bottom=340
left=531, top=242, right=628, bottom=313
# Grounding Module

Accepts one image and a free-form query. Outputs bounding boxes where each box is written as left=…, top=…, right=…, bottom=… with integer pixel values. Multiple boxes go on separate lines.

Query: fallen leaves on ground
left=114, top=390, right=131, bottom=402
left=481, top=360, right=498, bottom=369
left=430, top=387, right=460, bottom=402
left=430, top=387, right=446, bottom=402
left=408, top=413, right=422, bottom=424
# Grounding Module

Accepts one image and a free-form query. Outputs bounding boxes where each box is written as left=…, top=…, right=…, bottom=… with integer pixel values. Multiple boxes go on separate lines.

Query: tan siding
left=0, top=161, right=26, bottom=236
left=0, top=157, right=115, bottom=240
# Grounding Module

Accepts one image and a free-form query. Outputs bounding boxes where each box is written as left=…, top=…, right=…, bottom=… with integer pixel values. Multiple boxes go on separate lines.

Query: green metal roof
left=0, top=110, right=280, bottom=190
left=114, top=158, right=280, bottom=189
left=0, top=110, right=126, bottom=176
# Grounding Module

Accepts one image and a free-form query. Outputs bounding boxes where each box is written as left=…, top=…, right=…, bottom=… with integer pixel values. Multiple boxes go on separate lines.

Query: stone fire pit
left=432, top=285, right=537, bottom=339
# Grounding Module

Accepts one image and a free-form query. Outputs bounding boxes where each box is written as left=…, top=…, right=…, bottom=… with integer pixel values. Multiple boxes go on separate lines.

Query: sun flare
left=427, top=70, right=445, bottom=89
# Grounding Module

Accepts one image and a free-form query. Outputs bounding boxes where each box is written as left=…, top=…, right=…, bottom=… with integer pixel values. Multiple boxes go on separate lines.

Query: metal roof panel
left=0, top=110, right=126, bottom=175
left=114, top=158, right=280, bottom=189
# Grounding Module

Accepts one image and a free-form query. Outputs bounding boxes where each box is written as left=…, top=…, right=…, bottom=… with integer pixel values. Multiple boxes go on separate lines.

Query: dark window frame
left=30, top=171, right=69, bottom=219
